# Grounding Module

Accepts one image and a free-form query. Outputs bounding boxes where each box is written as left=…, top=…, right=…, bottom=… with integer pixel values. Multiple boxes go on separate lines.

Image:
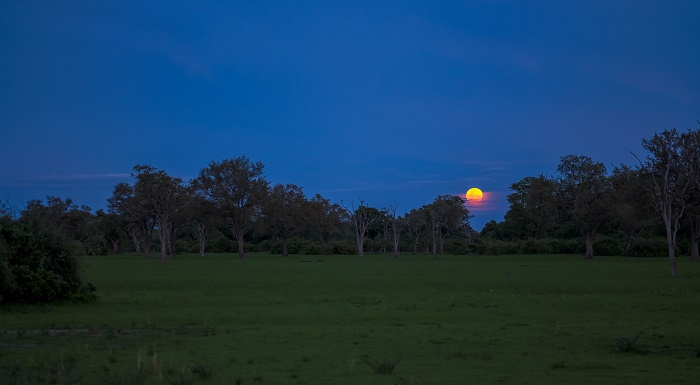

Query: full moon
left=466, top=188, right=484, bottom=202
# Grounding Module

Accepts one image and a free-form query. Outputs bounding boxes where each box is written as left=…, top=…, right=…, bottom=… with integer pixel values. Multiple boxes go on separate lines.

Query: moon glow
left=466, top=188, right=484, bottom=202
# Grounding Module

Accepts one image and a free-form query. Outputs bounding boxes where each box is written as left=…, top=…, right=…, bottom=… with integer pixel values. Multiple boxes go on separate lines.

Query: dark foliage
left=0, top=214, right=96, bottom=304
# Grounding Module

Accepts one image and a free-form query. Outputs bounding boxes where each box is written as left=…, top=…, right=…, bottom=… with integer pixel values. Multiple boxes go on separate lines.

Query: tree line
left=482, top=126, right=700, bottom=277
left=1, top=123, right=698, bottom=304
left=104, top=158, right=473, bottom=262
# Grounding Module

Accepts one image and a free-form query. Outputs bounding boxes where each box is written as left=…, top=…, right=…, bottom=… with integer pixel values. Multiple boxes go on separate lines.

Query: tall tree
left=686, top=194, right=700, bottom=262
left=131, top=165, right=184, bottom=264
left=609, top=165, right=655, bottom=255
left=265, top=183, right=308, bottom=257
left=192, top=157, right=269, bottom=258
left=684, top=125, right=700, bottom=261
left=501, top=175, right=560, bottom=240
left=108, top=182, right=155, bottom=256
left=433, top=195, right=471, bottom=253
left=557, top=155, right=611, bottom=259
left=307, top=194, right=346, bottom=245
left=638, top=129, right=694, bottom=277
left=424, top=195, right=471, bottom=259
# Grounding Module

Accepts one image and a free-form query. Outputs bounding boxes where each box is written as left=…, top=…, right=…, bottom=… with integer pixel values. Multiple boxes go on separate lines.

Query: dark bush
left=627, top=237, right=668, bottom=257
left=174, top=239, right=196, bottom=254
left=0, top=216, right=96, bottom=304
left=594, top=236, right=622, bottom=256
left=209, top=237, right=233, bottom=253
left=328, top=240, right=356, bottom=255
left=482, top=238, right=583, bottom=255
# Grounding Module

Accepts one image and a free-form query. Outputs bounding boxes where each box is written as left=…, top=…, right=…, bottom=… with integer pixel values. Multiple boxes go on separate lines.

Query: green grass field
left=2, top=253, right=699, bottom=384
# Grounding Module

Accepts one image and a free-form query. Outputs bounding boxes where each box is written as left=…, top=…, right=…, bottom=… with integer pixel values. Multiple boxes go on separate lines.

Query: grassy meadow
left=1, top=253, right=699, bottom=384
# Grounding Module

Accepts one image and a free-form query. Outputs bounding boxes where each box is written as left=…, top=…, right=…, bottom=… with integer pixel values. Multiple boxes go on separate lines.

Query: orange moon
left=466, top=188, right=484, bottom=202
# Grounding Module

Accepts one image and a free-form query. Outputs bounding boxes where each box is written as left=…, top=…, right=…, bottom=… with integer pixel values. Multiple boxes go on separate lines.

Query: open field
left=1, top=253, right=699, bottom=384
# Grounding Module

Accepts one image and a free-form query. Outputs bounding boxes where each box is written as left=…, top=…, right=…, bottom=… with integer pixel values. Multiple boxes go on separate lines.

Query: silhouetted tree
left=609, top=165, right=655, bottom=255
left=638, top=129, right=694, bottom=277
left=108, top=182, right=155, bottom=256
left=131, top=165, right=185, bottom=264
left=557, top=155, right=611, bottom=259
left=405, top=207, right=427, bottom=253
left=307, top=194, right=346, bottom=245
left=192, top=157, right=269, bottom=258
left=265, top=183, right=308, bottom=256
left=343, top=200, right=381, bottom=256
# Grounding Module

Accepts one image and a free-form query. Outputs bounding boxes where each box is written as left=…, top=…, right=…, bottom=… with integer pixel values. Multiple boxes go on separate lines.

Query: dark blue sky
left=1, top=1, right=698, bottom=230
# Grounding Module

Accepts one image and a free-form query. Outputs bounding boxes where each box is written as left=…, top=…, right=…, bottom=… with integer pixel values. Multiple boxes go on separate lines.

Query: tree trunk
left=665, top=220, right=678, bottom=277
left=168, top=225, right=177, bottom=258
left=109, top=237, right=120, bottom=254
left=623, top=225, right=635, bottom=256
left=195, top=223, right=208, bottom=256
left=690, top=217, right=700, bottom=262
left=393, top=227, right=400, bottom=259
left=231, top=226, right=246, bottom=258
left=129, top=227, right=142, bottom=254
left=237, top=238, right=245, bottom=258
left=356, top=233, right=364, bottom=256
left=282, top=234, right=289, bottom=257
left=431, top=220, right=437, bottom=260
left=144, top=227, right=153, bottom=258
left=584, top=230, right=594, bottom=260
left=439, top=231, right=446, bottom=253
left=382, top=223, right=388, bottom=253
left=159, top=224, right=168, bottom=264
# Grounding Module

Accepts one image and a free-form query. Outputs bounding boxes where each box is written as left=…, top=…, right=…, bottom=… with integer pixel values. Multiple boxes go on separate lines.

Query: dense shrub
left=174, top=239, right=196, bottom=254
left=593, top=236, right=623, bottom=256
left=83, top=234, right=108, bottom=256
left=209, top=237, right=233, bottom=253
left=268, top=238, right=356, bottom=255
left=446, top=239, right=484, bottom=255
left=257, top=239, right=272, bottom=252
left=0, top=217, right=96, bottom=303
left=482, top=238, right=583, bottom=255
left=627, top=237, right=669, bottom=257
left=328, top=240, right=356, bottom=255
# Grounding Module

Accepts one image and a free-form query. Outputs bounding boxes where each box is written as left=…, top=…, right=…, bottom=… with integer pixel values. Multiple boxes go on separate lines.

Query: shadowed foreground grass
left=1, top=253, right=699, bottom=384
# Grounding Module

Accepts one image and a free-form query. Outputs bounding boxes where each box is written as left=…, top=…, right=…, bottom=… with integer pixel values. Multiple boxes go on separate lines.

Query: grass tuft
left=364, top=357, right=400, bottom=374
left=615, top=332, right=644, bottom=353
left=190, top=363, right=214, bottom=380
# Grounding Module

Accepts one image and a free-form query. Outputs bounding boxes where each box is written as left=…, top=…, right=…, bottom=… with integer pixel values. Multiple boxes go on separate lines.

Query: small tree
left=387, top=201, right=403, bottom=258
left=343, top=200, right=381, bottom=256
left=405, top=207, right=427, bottom=253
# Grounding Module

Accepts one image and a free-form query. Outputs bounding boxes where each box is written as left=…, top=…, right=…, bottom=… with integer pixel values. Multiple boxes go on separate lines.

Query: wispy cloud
left=27, top=173, right=132, bottom=182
